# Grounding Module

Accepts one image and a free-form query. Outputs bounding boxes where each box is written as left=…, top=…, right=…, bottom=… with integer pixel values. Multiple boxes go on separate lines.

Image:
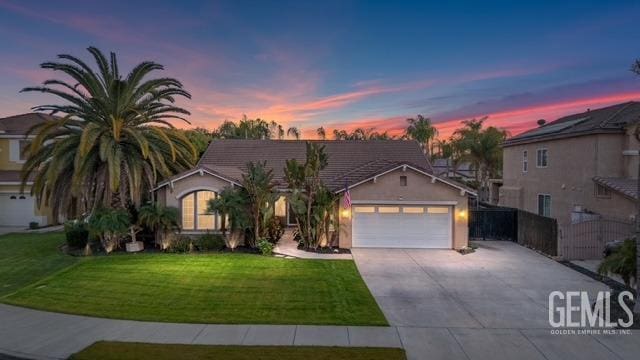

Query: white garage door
left=352, top=205, right=452, bottom=248
left=0, top=194, right=43, bottom=227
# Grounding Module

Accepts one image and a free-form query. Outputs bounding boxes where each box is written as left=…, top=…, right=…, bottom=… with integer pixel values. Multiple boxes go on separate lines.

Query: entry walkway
left=273, top=231, right=352, bottom=260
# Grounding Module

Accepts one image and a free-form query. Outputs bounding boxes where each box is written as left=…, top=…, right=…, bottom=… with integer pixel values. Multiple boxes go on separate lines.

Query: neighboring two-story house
left=0, top=113, right=55, bottom=227
left=500, top=101, right=640, bottom=227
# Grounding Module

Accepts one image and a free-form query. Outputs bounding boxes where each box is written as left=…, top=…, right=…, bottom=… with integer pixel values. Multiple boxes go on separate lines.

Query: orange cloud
left=435, top=91, right=640, bottom=138
left=298, top=92, right=640, bottom=140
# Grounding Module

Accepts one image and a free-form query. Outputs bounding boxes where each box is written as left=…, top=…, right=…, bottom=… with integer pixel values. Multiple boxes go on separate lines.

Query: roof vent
left=536, top=119, right=546, bottom=127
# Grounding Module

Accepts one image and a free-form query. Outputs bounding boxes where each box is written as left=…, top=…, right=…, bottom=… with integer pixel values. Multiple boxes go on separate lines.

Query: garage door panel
left=352, top=205, right=451, bottom=249
left=0, top=194, right=43, bottom=227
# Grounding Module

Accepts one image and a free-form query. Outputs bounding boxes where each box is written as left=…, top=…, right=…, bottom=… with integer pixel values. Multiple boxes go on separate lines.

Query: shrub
left=168, top=235, right=193, bottom=253
left=88, top=208, right=131, bottom=254
left=64, top=220, right=89, bottom=248
left=264, top=216, right=285, bottom=244
left=257, top=239, right=274, bottom=256
left=598, top=238, right=637, bottom=287
left=29, top=221, right=39, bottom=230
left=195, top=233, right=225, bottom=251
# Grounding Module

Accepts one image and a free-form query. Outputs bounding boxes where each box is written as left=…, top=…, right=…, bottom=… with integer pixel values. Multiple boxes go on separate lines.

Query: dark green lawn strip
left=70, top=342, right=406, bottom=360
left=0, top=232, right=78, bottom=297
left=4, top=252, right=387, bottom=326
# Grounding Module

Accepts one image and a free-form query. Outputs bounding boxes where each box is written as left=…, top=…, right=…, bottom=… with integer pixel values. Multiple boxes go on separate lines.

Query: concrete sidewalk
left=0, top=304, right=638, bottom=360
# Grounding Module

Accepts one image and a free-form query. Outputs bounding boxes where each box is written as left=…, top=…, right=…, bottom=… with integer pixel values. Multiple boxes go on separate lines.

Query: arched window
left=180, top=190, right=219, bottom=230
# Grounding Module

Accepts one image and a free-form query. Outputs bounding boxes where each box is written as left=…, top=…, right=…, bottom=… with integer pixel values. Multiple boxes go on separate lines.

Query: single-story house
left=154, top=139, right=475, bottom=249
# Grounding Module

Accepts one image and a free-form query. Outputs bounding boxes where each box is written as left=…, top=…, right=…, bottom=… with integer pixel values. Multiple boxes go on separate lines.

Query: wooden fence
left=517, top=210, right=558, bottom=256
left=470, top=207, right=558, bottom=256
left=559, top=218, right=634, bottom=260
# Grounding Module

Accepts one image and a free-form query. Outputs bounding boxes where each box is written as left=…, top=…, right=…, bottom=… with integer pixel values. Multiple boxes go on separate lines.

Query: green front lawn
left=0, top=232, right=78, bottom=297
left=2, top=235, right=386, bottom=326
left=71, top=342, right=406, bottom=360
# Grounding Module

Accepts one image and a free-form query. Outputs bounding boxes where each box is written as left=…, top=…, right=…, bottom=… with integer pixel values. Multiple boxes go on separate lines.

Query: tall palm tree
left=316, top=126, right=326, bottom=140
left=21, top=47, right=196, bottom=219
left=453, top=118, right=507, bottom=200
left=287, top=126, right=300, bottom=140
left=242, top=161, right=276, bottom=246
left=405, top=114, right=438, bottom=157
left=631, top=59, right=640, bottom=314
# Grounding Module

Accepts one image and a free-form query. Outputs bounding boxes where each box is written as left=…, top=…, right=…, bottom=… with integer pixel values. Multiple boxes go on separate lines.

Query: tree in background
left=269, top=121, right=285, bottom=139
left=331, top=127, right=396, bottom=140
left=183, top=127, right=213, bottom=156
left=451, top=118, right=508, bottom=200
left=21, top=47, right=196, bottom=219
left=405, top=115, right=438, bottom=157
left=316, top=126, right=326, bottom=140
left=287, top=126, right=301, bottom=140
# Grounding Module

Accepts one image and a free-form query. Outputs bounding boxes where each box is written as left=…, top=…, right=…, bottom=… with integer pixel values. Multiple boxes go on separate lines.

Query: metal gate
left=559, top=218, right=634, bottom=260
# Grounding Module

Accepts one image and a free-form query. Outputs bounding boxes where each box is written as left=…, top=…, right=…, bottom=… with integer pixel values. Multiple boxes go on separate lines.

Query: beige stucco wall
left=338, top=168, right=470, bottom=249
left=501, top=133, right=636, bottom=226
left=159, top=172, right=236, bottom=209
left=0, top=139, right=24, bottom=171
left=161, top=168, right=470, bottom=248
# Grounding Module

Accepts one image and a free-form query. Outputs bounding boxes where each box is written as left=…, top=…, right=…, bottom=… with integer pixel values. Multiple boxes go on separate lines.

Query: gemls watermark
left=548, top=291, right=634, bottom=334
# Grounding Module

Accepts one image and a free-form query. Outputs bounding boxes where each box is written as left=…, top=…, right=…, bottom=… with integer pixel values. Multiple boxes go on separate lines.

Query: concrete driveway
left=352, top=241, right=608, bottom=329
left=351, top=241, right=640, bottom=359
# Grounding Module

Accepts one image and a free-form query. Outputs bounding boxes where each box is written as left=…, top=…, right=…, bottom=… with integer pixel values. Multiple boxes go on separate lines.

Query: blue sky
left=0, top=0, right=639, bottom=137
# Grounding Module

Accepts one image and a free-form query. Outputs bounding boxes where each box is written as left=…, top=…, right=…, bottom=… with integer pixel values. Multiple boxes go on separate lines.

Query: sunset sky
left=1, top=0, right=639, bottom=138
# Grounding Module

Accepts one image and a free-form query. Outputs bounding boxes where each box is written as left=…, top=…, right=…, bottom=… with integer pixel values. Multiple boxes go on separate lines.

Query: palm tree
left=242, top=161, right=276, bottom=246
left=316, top=126, right=326, bottom=140
left=631, top=58, right=640, bottom=314
left=453, top=118, right=508, bottom=200
left=206, top=186, right=247, bottom=237
left=138, top=203, right=180, bottom=250
left=88, top=207, right=130, bottom=254
left=284, top=142, right=328, bottom=248
left=405, top=115, right=438, bottom=157
left=333, top=129, right=348, bottom=140
left=287, top=126, right=301, bottom=140
left=21, top=47, right=196, bottom=219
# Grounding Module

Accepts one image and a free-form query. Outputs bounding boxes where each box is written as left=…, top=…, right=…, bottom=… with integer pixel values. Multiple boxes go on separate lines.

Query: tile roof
left=194, top=139, right=432, bottom=191
left=0, top=113, right=56, bottom=136
left=503, top=101, right=640, bottom=147
left=593, top=176, right=638, bottom=200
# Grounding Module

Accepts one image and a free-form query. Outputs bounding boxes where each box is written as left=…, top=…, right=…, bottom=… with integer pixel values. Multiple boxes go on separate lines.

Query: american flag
left=343, top=180, right=351, bottom=209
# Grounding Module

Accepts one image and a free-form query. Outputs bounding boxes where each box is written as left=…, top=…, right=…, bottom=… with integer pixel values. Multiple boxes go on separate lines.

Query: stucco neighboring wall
left=501, top=133, right=636, bottom=226
left=338, top=168, right=470, bottom=249
left=0, top=139, right=24, bottom=171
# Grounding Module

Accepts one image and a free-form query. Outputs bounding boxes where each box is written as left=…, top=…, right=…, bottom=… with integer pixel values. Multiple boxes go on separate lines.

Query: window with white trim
left=537, top=194, right=551, bottom=217
left=522, top=150, right=528, bottom=172
left=536, top=148, right=548, bottom=168
left=180, top=190, right=219, bottom=230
